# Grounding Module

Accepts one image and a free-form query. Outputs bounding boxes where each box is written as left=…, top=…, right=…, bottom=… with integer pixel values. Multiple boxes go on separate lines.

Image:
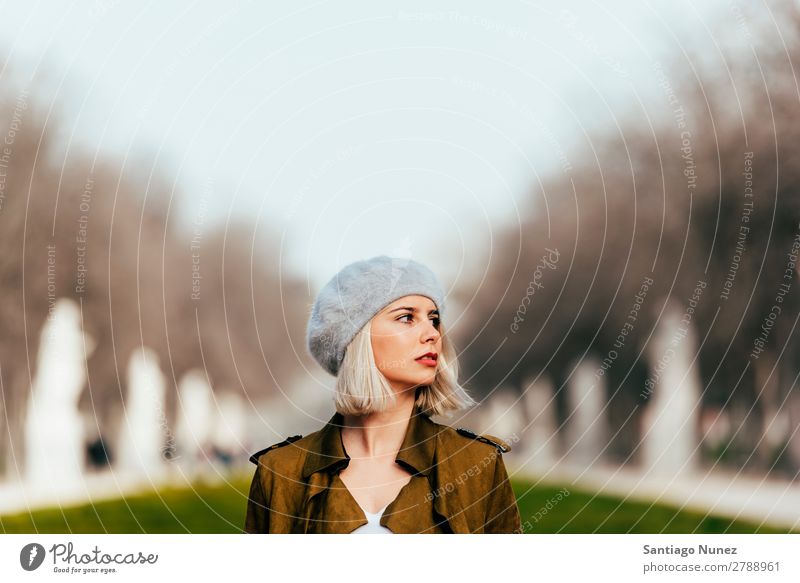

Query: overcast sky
left=0, top=0, right=731, bottom=291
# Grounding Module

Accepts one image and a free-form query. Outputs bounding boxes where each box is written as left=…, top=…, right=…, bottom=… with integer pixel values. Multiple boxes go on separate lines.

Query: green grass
left=0, top=475, right=252, bottom=534
left=0, top=474, right=793, bottom=533
left=512, top=480, right=795, bottom=533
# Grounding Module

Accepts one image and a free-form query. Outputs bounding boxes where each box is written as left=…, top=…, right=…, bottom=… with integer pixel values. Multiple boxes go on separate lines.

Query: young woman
left=245, top=255, right=521, bottom=534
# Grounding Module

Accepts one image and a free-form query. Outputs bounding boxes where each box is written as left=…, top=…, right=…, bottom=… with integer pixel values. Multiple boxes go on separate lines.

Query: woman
left=244, top=255, right=521, bottom=534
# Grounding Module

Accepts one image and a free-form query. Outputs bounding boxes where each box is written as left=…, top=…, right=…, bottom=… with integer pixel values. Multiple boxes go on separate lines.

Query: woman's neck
left=341, top=390, right=416, bottom=458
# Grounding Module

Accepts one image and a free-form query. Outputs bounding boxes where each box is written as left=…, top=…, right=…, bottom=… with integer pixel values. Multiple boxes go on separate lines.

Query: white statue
left=641, top=299, right=702, bottom=475
left=521, top=375, right=559, bottom=471
left=116, top=346, right=168, bottom=481
left=565, top=356, right=606, bottom=468
left=174, top=369, right=214, bottom=474
left=24, top=298, right=95, bottom=495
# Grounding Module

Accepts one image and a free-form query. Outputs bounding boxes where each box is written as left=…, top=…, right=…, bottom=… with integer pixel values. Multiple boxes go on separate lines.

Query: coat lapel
left=302, top=411, right=349, bottom=478
left=299, top=406, right=469, bottom=534
left=299, top=412, right=350, bottom=533
left=300, top=471, right=332, bottom=533
left=431, top=432, right=471, bottom=534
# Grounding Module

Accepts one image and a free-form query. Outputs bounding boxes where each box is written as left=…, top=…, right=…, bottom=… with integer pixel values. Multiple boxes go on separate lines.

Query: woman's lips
left=415, top=357, right=437, bottom=367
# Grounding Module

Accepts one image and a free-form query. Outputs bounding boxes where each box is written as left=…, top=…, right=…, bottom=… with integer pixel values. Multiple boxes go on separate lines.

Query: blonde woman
left=244, top=255, right=521, bottom=534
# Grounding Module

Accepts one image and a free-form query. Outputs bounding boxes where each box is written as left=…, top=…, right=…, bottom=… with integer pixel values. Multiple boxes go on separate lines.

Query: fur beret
left=307, top=255, right=446, bottom=376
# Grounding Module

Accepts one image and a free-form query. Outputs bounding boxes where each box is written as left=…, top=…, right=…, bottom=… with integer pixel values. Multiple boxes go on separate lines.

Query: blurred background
left=1, top=0, right=799, bottom=533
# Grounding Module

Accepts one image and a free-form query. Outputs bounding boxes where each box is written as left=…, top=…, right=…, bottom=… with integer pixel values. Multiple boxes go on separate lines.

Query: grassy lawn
left=0, top=474, right=792, bottom=533
left=510, top=481, right=793, bottom=533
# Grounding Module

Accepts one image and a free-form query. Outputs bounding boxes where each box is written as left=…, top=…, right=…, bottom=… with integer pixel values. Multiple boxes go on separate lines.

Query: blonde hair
left=334, top=320, right=476, bottom=417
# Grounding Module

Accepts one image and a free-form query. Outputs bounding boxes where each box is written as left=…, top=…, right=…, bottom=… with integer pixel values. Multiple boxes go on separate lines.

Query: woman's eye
left=398, top=314, right=440, bottom=328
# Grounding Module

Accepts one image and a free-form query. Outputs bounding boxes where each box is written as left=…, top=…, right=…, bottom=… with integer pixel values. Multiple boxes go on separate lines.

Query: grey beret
left=307, top=255, right=446, bottom=376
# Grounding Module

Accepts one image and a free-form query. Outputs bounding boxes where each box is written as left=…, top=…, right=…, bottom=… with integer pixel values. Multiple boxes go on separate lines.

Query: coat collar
left=301, top=405, right=440, bottom=479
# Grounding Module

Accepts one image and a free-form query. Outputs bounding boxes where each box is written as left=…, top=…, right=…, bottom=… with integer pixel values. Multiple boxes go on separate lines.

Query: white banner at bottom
left=0, top=534, right=797, bottom=582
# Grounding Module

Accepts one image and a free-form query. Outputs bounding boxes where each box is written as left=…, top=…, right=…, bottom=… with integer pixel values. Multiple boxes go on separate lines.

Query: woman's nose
left=421, top=321, right=440, bottom=341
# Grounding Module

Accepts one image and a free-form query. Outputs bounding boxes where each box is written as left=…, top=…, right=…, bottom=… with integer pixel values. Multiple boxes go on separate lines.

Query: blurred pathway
left=0, top=464, right=241, bottom=516
left=509, top=456, right=800, bottom=531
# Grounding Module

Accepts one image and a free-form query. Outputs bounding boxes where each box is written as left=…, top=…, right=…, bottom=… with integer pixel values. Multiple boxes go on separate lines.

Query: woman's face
left=370, top=294, right=442, bottom=393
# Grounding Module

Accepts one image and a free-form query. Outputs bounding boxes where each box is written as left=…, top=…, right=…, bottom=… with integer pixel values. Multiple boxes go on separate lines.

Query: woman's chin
left=389, top=377, right=435, bottom=392
left=407, top=375, right=435, bottom=388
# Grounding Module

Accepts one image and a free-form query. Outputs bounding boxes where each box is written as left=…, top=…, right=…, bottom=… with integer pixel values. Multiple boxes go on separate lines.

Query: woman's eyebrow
left=388, top=306, right=439, bottom=315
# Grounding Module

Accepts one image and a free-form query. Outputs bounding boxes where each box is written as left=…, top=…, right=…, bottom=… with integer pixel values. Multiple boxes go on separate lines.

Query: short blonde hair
left=334, top=320, right=476, bottom=417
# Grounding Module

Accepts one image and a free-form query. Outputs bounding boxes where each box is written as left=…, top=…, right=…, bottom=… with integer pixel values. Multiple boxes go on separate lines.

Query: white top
left=350, top=503, right=394, bottom=534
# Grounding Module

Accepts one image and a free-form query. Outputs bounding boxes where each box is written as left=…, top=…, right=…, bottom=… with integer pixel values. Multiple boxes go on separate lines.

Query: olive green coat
left=244, top=407, right=521, bottom=534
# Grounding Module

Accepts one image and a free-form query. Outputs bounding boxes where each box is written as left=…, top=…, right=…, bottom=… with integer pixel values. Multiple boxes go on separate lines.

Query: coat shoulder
left=248, top=434, right=304, bottom=466
left=448, top=425, right=512, bottom=454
